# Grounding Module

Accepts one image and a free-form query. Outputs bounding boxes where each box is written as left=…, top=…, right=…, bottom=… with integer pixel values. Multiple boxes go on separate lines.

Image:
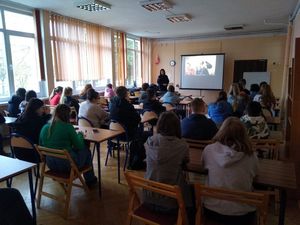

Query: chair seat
left=133, top=203, right=178, bottom=225
left=45, top=165, right=91, bottom=180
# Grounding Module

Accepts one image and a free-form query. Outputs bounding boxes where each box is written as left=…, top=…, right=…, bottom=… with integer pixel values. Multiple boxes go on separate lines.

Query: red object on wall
left=155, top=55, right=160, bottom=64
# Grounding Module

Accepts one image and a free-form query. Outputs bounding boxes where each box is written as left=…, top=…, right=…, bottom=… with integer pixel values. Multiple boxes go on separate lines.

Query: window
left=0, top=8, right=41, bottom=102
left=126, top=36, right=141, bottom=87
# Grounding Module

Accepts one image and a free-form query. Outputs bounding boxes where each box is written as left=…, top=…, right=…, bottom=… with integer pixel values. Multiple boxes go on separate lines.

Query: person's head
left=16, top=88, right=26, bottom=100
left=24, top=98, right=44, bottom=117
left=168, top=85, right=175, bottom=93
left=239, top=78, right=246, bottom=88
left=228, top=83, right=240, bottom=96
left=246, top=101, right=262, bottom=117
left=50, top=86, right=63, bottom=99
left=157, top=111, right=181, bottom=138
left=191, top=98, right=205, bottom=114
left=63, top=87, right=73, bottom=97
left=53, top=104, right=70, bottom=123
left=142, top=83, right=150, bottom=91
left=87, top=88, right=99, bottom=102
left=213, top=117, right=252, bottom=155
left=116, top=86, right=128, bottom=99
left=216, top=91, right=227, bottom=102
left=25, top=90, right=37, bottom=102
left=146, top=88, right=155, bottom=100
left=80, top=84, right=93, bottom=96
left=260, top=81, right=268, bottom=88
left=106, top=83, right=113, bottom=89
left=160, top=69, right=165, bottom=75
left=250, top=83, right=260, bottom=93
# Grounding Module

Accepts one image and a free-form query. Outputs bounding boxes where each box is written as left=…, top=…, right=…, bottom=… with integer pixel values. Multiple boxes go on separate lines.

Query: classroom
left=0, top=0, right=300, bottom=225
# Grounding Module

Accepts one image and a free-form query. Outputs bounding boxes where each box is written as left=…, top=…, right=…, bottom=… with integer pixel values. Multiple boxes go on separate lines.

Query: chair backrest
left=194, top=184, right=269, bottom=225
left=10, top=133, right=40, bottom=163
left=184, top=139, right=212, bottom=171
left=250, top=138, right=280, bottom=160
left=78, top=116, right=94, bottom=127
left=141, top=111, right=158, bottom=123
left=162, top=103, right=175, bottom=111
left=3, top=110, right=9, bottom=116
left=109, top=121, right=126, bottom=132
left=124, top=171, right=189, bottom=225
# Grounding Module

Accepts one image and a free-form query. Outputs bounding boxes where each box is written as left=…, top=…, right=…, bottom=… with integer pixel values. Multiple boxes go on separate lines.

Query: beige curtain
left=50, top=14, right=112, bottom=81
left=141, top=37, right=152, bottom=84
left=114, top=31, right=126, bottom=86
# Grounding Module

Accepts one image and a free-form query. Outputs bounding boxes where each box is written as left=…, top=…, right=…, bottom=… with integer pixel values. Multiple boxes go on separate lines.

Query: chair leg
left=63, top=183, right=72, bottom=219
left=123, top=143, right=129, bottom=171
left=105, top=140, right=112, bottom=166
left=37, top=174, right=45, bottom=209
left=92, top=144, right=96, bottom=160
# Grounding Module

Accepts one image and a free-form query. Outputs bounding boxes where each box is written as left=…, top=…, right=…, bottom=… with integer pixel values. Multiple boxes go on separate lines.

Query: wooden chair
left=163, top=103, right=175, bottom=111
left=194, top=184, right=269, bottom=225
left=78, top=116, right=94, bottom=127
left=250, top=139, right=280, bottom=160
left=141, top=111, right=158, bottom=131
left=124, top=171, right=189, bottom=225
left=35, top=145, right=92, bottom=219
left=3, top=110, right=9, bottom=116
left=184, top=139, right=212, bottom=173
left=10, top=133, right=40, bottom=196
left=105, top=121, right=130, bottom=171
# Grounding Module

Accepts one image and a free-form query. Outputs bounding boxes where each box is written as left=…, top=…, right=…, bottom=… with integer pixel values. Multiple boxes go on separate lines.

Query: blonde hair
left=213, top=117, right=253, bottom=155
left=59, top=87, right=73, bottom=104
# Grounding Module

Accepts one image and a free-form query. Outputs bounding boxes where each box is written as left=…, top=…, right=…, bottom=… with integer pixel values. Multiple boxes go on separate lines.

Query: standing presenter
left=157, top=69, right=169, bottom=93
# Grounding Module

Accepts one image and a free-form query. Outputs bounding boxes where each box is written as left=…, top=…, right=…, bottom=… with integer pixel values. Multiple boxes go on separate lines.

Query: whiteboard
left=243, top=72, right=270, bottom=90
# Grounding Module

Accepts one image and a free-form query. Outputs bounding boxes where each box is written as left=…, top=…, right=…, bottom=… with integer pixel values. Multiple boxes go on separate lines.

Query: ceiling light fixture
left=140, top=0, right=172, bottom=12
left=166, top=14, right=192, bottom=23
left=75, top=0, right=111, bottom=11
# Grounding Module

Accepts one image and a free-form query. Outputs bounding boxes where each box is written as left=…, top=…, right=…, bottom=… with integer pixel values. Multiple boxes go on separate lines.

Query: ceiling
left=5, top=0, right=299, bottom=38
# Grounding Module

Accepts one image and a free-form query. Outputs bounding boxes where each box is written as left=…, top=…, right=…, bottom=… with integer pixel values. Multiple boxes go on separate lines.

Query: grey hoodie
left=202, top=142, right=258, bottom=215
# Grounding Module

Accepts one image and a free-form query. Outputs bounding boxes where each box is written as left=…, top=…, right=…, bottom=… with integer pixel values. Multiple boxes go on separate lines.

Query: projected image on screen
left=185, top=55, right=216, bottom=76
left=181, top=54, right=224, bottom=90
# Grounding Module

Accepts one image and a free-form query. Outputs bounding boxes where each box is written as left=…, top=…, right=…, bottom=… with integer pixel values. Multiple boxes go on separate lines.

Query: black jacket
left=157, top=74, right=169, bottom=92
left=8, top=95, right=23, bottom=117
left=143, top=99, right=165, bottom=116
left=109, top=96, right=141, bottom=140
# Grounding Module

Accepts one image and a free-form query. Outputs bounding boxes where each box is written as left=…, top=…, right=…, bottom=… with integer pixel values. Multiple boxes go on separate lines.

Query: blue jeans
left=46, top=148, right=96, bottom=182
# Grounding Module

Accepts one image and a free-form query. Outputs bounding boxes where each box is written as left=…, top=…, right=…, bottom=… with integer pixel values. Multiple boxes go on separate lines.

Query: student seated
left=138, top=83, right=149, bottom=103
left=60, top=87, right=80, bottom=113
left=104, top=83, right=115, bottom=98
left=109, top=86, right=141, bottom=140
left=240, top=102, right=269, bottom=139
left=8, top=88, right=26, bottom=117
left=228, top=83, right=249, bottom=117
left=254, top=84, right=276, bottom=118
left=15, top=98, right=51, bottom=143
left=201, top=117, right=258, bottom=225
left=143, top=111, right=193, bottom=223
left=208, top=91, right=232, bottom=127
left=78, top=88, right=109, bottom=128
left=249, top=83, right=260, bottom=101
left=182, top=98, right=218, bottom=140
left=19, top=90, right=37, bottom=114
left=0, top=113, right=6, bottom=156
left=49, top=86, right=63, bottom=106
left=238, top=78, right=250, bottom=95
left=39, top=104, right=97, bottom=187
left=79, top=84, right=93, bottom=101
left=160, top=85, right=180, bottom=106
left=142, top=89, right=165, bottom=116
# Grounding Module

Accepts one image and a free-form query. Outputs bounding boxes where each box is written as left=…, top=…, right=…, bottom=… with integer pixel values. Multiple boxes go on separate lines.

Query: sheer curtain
left=114, top=31, right=126, bottom=86
left=141, top=37, right=152, bottom=84
left=50, top=14, right=112, bottom=81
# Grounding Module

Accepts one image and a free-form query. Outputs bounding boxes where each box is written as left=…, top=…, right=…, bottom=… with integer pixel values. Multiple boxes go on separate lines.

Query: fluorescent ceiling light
left=166, top=14, right=192, bottom=23
left=75, top=0, right=111, bottom=11
left=140, top=0, right=172, bottom=12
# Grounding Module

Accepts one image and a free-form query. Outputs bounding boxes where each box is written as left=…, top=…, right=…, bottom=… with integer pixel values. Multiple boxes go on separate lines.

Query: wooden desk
left=255, top=159, right=297, bottom=225
left=0, top=156, right=37, bottom=225
left=266, top=117, right=281, bottom=130
left=4, top=116, right=17, bottom=124
left=75, top=126, right=124, bottom=196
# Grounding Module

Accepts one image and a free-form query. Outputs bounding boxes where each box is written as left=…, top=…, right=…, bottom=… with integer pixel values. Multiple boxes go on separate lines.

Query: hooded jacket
left=202, top=142, right=258, bottom=215
left=143, top=134, right=192, bottom=209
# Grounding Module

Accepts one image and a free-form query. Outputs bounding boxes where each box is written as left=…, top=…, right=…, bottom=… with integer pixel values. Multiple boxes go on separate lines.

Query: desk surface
left=4, top=116, right=17, bottom=124
left=266, top=117, right=280, bottom=125
left=255, top=159, right=297, bottom=189
left=75, top=126, right=124, bottom=143
left=0, top=156, right=36, bottom=182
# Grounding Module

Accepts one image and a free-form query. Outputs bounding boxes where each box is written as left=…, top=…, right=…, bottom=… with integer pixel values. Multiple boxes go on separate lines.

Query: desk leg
left=278, top=189, right=286, bottom=225
left=28, top=170, right=36, bottom=225
left=117, top=138, right=120, bottom=184
left=96, top=142, right=102, bottom=197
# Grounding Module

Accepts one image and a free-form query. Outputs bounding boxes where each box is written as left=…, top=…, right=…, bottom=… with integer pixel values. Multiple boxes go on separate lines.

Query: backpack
left=127, top=138, right=146, bottom=170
